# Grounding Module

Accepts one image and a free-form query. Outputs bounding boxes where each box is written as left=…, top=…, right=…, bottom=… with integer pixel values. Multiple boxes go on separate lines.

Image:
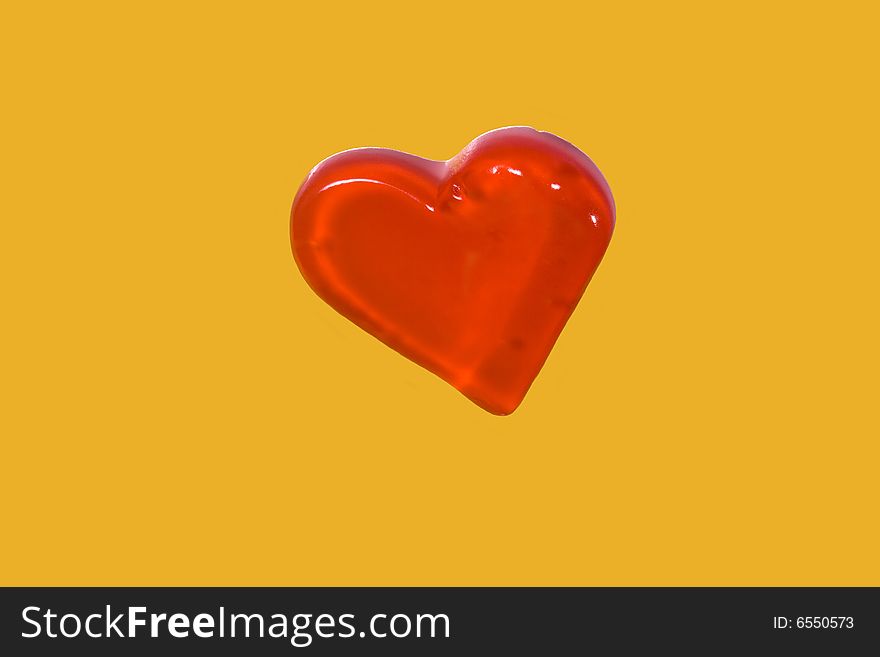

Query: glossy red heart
left=290, top=127, right=614, bottom=415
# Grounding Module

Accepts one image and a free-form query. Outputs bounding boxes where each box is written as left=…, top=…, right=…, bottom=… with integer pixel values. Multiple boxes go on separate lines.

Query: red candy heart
left=290, top=127, right=615, bottom=415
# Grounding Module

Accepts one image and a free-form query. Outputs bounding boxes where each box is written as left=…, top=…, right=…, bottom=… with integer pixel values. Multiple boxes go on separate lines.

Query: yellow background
left=2, top=1, right=878, bottom=585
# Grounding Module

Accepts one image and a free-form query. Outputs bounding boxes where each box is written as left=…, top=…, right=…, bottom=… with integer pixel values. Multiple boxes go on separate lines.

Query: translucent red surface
left=290, top=127, right=615, bottom=415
